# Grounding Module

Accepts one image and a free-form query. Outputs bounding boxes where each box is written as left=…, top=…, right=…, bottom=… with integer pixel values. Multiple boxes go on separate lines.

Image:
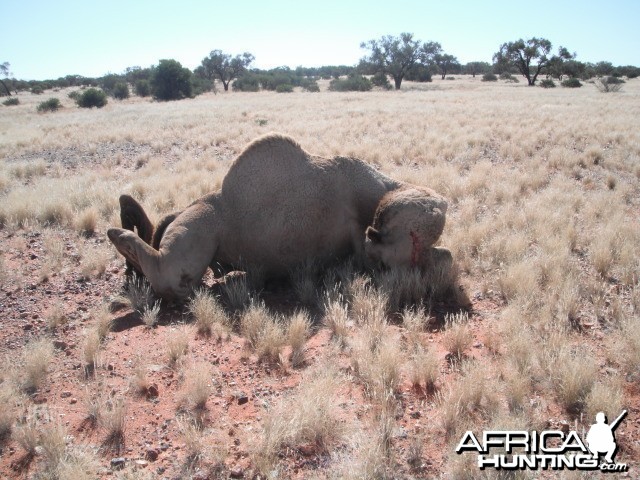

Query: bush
left=405, top=65, right=432, bottom=82
left=37, top=98, right=62, bottom=113
left=300, top=78, right=320, bottom=92
left=191, top=75, right=214, bottom=96
left=482, top=73, right=498, bottom=82
left=276, top=84, right=294, bottom=93
left=67, top=90, right=81, bottom=101
left=3, top=97, right=19, bottom=106
left=112, top=82, right=129, bottom=100
left=77, top=88, right=108, bottom=108
left=595, top=76, right=624, bottom=93
left=233, top=74, right=260, bottom=92
left=151, top=59, right=193, bottom=101
left=371, top=72, right=392, bottom=90
left=31, top=86, right=44, bottom=95
left=134, top=79, right=150, bottom=97
left=328, top=74, right=372, bottom=92
left=562, top=78, right=582, bottom=88
left=540, top=79, right=556, bottom=88
left=500, top=72, right=519, bottom=83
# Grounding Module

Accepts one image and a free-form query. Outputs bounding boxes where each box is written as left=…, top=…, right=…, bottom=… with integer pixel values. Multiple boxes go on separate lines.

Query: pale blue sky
left=3, top=0, right=639, bottom=80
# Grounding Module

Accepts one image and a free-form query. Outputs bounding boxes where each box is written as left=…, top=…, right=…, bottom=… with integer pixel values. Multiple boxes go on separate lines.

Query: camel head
left=107, top=228, right=147, bottom=272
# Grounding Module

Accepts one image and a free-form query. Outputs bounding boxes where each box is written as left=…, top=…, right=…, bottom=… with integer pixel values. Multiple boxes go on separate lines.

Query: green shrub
left=500, top=72, right=519, bottom=83
left=482, top=73, right=498, bottom=82
left=3, top=97, right=19, bottom=106
left=151, top=59, right=193, bottom=101
left=67, top=90, right=81, bottom=101
left=405, top=65, right=432, bottom=82
left=605, top=76, right=625, bottom=84
left=561, top=78, right=582, bottom=88
left=31, top=86, right=44, bottom=95
left=37, top=98, right=62, bottom=113
left=233, top=74, right=260, bottom=92
left=595, top=76, right=624, bottom=93
left=328, top=74, right=372, bottom=92
left=300, top=78, right=320, bottom=92
left=371, top=72, right=392, bottom=90
left=112, top=82, right=129, bottom=100
left=540, top=79, right=556, bottom=88
left=191, top=75, right=214, bottom=96
left=134, top=79, right=151, bottom=97
left=275, top=83, right=294, bottom=93
left=77, top=88, right=108, bottom=108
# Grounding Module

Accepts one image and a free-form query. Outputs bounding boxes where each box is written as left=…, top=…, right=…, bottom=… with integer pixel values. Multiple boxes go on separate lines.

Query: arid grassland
left=0, top=77, right=639, bottom=479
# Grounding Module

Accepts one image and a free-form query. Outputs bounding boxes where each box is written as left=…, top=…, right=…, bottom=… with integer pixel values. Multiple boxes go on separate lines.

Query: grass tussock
left=99, top=393, right=127, bottom=449
left=141, top=300, right=161, bottom=328
left=254, top=366, right=344, bottom=474
left=166, top=326, right=190, bottom=366
left=21, top=337, right=55, bottom=393
left=181, top=361, right=212, bottom=410
left=442, top=312, right=473, bottom=360
left=286, top=310, right=312, bottom=368
left=322, top=291, right=350, bottom=347
left=240, top=301, right=285, bottom=364
left=408, top=344, right=440, bottom=393
left=549, top=346, right=597, bottom=414
left=188, top=288, right=229, bottom=338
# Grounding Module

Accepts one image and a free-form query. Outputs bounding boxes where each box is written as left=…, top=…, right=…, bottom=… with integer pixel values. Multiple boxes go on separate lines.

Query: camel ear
left=366, top=226, right=382, bottom=243
left=107, top=228, right=143, bottom=269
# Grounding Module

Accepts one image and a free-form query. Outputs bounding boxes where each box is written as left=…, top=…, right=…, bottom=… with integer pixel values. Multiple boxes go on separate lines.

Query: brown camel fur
left=108, top=134, right=448, bottom=300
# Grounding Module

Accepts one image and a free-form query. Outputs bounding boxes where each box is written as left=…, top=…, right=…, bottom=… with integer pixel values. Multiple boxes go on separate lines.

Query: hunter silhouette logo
left=586, top=410, right=627, bottom=464
left=456, top=410, right=629, bottom=473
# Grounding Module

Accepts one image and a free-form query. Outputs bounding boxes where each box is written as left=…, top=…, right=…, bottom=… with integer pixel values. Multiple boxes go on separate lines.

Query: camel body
left=108, top=134, right=447, bottom=300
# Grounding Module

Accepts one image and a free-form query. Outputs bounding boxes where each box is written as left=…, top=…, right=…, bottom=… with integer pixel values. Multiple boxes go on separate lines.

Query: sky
left=3, top=0, right=640, bottom=80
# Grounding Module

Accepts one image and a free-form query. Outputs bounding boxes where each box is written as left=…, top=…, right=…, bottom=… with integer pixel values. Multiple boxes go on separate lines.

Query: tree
left=434, top=53, right=461, bottom=79
left=151, top=59, right=193, bottom=101
left=493, top=38, right=574, bottom=86
left=359, top=33, right=441, bottom=90
left=464, top=61, right=491, bottom=77
left=197, top=50, right=254, bottom=91
left=1, top=62, right=12, bottom=96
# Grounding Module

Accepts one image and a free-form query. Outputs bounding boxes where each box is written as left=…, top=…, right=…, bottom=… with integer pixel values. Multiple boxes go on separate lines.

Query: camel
left=108, top=134, right=449, bottom=300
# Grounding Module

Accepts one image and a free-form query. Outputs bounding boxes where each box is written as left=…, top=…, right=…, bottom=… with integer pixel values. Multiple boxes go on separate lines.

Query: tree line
left=2, top=34, right=639, bottom=100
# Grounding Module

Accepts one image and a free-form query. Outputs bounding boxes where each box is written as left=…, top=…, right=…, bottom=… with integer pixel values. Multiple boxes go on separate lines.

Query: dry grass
left=14, top=407, right=41, bottom=456
left=166, top=326, right=190, bottom=365
left=254, top=366, right=344, bottom=474
left=99, top=393, right=127, bottom=448
left=0, top=381, right=23, bottom=443
left=92, top=303, right=113, bottom=340
left=240, top=301, right=286, bottom=363
left=188, top=288, right=229, bottom=338
left=46, top=301, right=67, bottom=330
left=181, top=361, right=212, bottom=410
left=21, top=337, right=55, bottom=393
left=286, top=310, right=312, bottom=368
left=585, top=378, right=624, bottom=423
left=322, top=291, right=350, bottom=347
left=141, top=300, right=161, bottom=328
left=1, top=78, right=639, bottom=478
left=549, top=346, right=598, bottom=414
left=408, top=344, right=439, bottom=392
left=442, top=312, right=473, bottom=359
left=82, top=328, right=102, bottom=369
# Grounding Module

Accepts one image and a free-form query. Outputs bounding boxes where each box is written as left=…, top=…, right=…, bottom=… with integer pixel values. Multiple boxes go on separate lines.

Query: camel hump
left=222, top=133, right=320, bottom=197
left=228, top=133, right=311, bottom=172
